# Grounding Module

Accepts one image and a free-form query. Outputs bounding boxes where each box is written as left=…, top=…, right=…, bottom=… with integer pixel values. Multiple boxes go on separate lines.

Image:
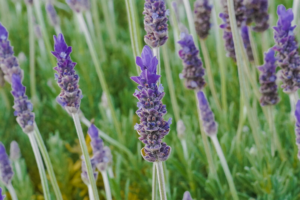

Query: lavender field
left=0, top=0, right=299, bottom=199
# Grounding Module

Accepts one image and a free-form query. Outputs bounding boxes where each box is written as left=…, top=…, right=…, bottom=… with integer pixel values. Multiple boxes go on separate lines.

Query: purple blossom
left=258, top=49, right=279, bottom=106
left=241, top=25, right=254, bottom=62
left=194, top=0, right=212, bottom=39
left=219, top=13, right=236, bottom=61
left=88, top=124, right=110, bottom=171
left=178, top=33, right=206, bottom=90
left=197, top=91, right=218, bottom=136
left=10, top=141, right=21, bottom=161
left=245, top=0, right=269, bottom=32
left=182, top=191, right=192, bottom=200
left=143, top=0, right=168, bottom=48
left=81, top=157, right=98, bottom=185
left=131, top=45, right=171, bottom=162
left=294, top=100, right=300, bottom=160
left=273, top=5, right=300, bottom=94
left=52, top=33, right=82, bottom=114
left=0, top=23, right=23, bottom=83
left=46, top=3, right=59, bottom=27
left=11, top=74, right=35, bottom=134
left=0, top=143, right=14, bottom=186
left=0, top=188, right=5, bottom=200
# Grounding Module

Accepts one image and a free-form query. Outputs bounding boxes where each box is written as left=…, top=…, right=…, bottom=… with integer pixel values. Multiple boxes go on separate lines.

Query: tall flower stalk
left=45, top=1, right=62, bottom=35
left=51, top=33, right=99, bottom=200
left=131, top=46, right=172, bottom=200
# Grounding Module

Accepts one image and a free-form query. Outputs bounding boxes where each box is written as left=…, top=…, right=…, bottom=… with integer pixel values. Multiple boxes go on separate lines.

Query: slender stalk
left=27, top=5, right=37, bottom=104
left=182, top=0, right=199, bottom=51
left=211, top=135, right=239, bottom=200
left=290, top=92, right=299, bottom=118
left=130, top=0, right=143, bottom=52
left=6, top=184, right=18, bottom=200
left=14, top=160, right=22, bottom=181
left=28, top=133, right=51, bottom=200
left=85, top=11, right=96, bottom=38
left=162, top=45, right=180, bottom=121
left=180, top=139, right=189, bottom=160
left=33, top=124, right=63, bottom=200
left=248, top=31, right=260, bottom=66
left=199, top=40, right=221, bottom=111
left=72, top=113, right=100, bottom=200
left=236, top=96, right=247, bottom=160
left=261, top=31, right=269, bottom=56
left=155, top=162, right=167, bottom=200
left=152, top=164, right=157, bottom=200
left=0, top=89, right=10, bottom=109
left=167, top=0, right=180, bottom=53
left=76, top=13, right=123, bottom=141
left=100, top=0, right=117, bottom=45
left=293, top=0, right=300, bottom=26
left=101, top=170, right=112, bottom=200
left=54, top=26, right=62, bottom=35
left=108, top=167, right=114, bottom=178
left=88, top=184, right=95, bottom=200
left=153, top=47, right=161, bottom=85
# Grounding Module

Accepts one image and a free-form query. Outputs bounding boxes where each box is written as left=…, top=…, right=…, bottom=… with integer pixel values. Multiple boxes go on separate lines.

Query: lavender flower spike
left=131, top=45, right=172, bottom=162
left=0, top=23, right=23, bottom=83
left=194, top=0, right=212, bottom=39
left=10, top=141, right=21, bottom=161
left=81, top=157, right=98, bottom=185
left=0, top=188, right=5, bottom=200
left=52, top=33, right=82, bottom=114
left=11, top=74, right=35, bottom=134
left=294, top=101, right=300, bottom=159
left=258, top=49, right=279, bottom=106
left=245, top=0, right=269, bottom=32
left=219, top=13, right=236, bottom=61
left=143, top=0, right=169, bottom=48
left=178, top=33, right=206, bottom=90
left=273, top=5, right=300, bottom=94
left=46, top=3, right=59, bottom=27
left=0, top=143, right=14, bottom=186
left=182, top=191, right=192, bottom=200
left=241, top=25, right=254, bottom=62
left=197, top=91, right=218, bottom=136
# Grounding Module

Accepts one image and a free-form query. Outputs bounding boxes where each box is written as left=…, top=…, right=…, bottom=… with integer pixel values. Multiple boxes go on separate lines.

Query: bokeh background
left=0, top=0, right=299, bottom=199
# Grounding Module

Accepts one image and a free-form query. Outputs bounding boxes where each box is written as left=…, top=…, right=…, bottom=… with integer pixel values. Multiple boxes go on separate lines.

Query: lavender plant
left=194, top=0, right=212, bottom=40
left=81, top=157, right=99, bottom=200
left=245, top=0, right=269, bottom=32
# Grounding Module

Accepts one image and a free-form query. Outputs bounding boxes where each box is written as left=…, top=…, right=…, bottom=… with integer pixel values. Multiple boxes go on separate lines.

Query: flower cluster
left=46, top=3, right=59, bottom=27
left=11, top=74, right=35, bottom=133
left=295, top=101, right=300, bottom=160
left=0, top=143, right=14, bottom=186
left=131, top=46, right=171, bottom=162
left=193, top=0, right=212, bottom=39
left=258, top=49, right=279, bottom=106
left=0, top=23, right=23, bottom=84
left=143, top=0, right=168, bottom=48
left=10, top=141, right=21, bottom=161
left=245, top=0, right=269, bottom=32
left=88, top=124, right=111, bottom=171
left=178, top=33, right=206, bottom=90
left=52, top=34, right=82, bottom=114
left=241, top=25, right=254, bottom=62
left=197, top=91, right=218, bottom=136
left=273, top=5, right=300, bottom=94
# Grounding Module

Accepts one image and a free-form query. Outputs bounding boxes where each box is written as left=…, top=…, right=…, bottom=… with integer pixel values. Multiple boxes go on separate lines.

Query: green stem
left=153, top=47, right=161, bottom=85
left=6, top=184, right=18, bottom=200
left=34, top=124, right=63, bottom=200
left=0, top=89, right=10, bottom=109
left=28, top=133, right=51, bottom=200
left=88, top=184, right=95, bottom=200
left=76, top=13, right=123, bottom=141
left=152, top=164, right=157, bottom=200
left=27, top=5, right=38, bottom=104
left=181, top=139, right=189, bottom=161
left=162, top=45, right=180, bottom=121
left=211, top=135, right=239, bottom=200
left=290, top=92, right=299, bottom=118
left=72, top=113, right=100, bottom=200
left=199, top=40, right=221, bottom=112
left=236, top=96, right=246, bottom=160
left=167, top=0, right=180, bottom=53
left=248, top=31, right=260, bottom=67
left=100, top=0, right=117, bottom=45
left=100, top=171, right=112, bottom=200
left=155, top=162, right=167, bottom=200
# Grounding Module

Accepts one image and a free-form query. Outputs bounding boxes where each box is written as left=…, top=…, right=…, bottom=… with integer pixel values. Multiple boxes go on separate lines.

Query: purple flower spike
left=258, top=49, right=279, bottom=106
left=194, top=0, right=212, bottom=39
left=273, top=5, right=300, bottom=94
left=197, top=91, right=218, bottom=136
left=131, top=45, right=172, bottom=162
left=245, top=0, right=269, bottom=32
left=182, top=191, right=192, bottom=200
left=143, top=0, right=169, bottom=48
left=241, top=25, right=254, bottom=62
left=219, top=13, right=236, bottom=61
left=88, top=124, right=110, bottom=171
left=0, top=187, right=5, bottom=200
left=66, top=0, right=90, bottom=13
left=46, top=3, right=59, bottom=27
left=10, top=141, right=21, bottom=161
left=178, top=33, right=206, bottom=90
left=0, top=143, right=14, bottom=186
left=294, top=101, right=300, bottom=160
left=0, top=23, right=23, bottom=84
left=11, top=74, right=35, bottom=134
left=81, top=157, right=98, bottom=185
left=52, top=33, right=82, bottom=114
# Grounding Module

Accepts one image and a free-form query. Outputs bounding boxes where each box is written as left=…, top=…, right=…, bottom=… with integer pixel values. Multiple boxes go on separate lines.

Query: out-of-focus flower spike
left=197, top=91, right=218, bottom=136
left=241, top=25, right=254, bottom=62
left=46, top=3, right=59, bottom=27
left=194, top=0, right=212, bottom=39
left=258, top=49, right=280, bottom=106
left=0, top=143, right=14, bottom=186
left=143, top=0, right=169, bottom=48
left=9, top=141, right=21, bottom=161
left=294, top=100, right=300, bottom=159
left=66, top=0, right=90, bottom=13
left=177, top=119, right=186, bottom=140
left=245, top=0, right=269, bottom=32
left=182, top=191, right=192, bottom=200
